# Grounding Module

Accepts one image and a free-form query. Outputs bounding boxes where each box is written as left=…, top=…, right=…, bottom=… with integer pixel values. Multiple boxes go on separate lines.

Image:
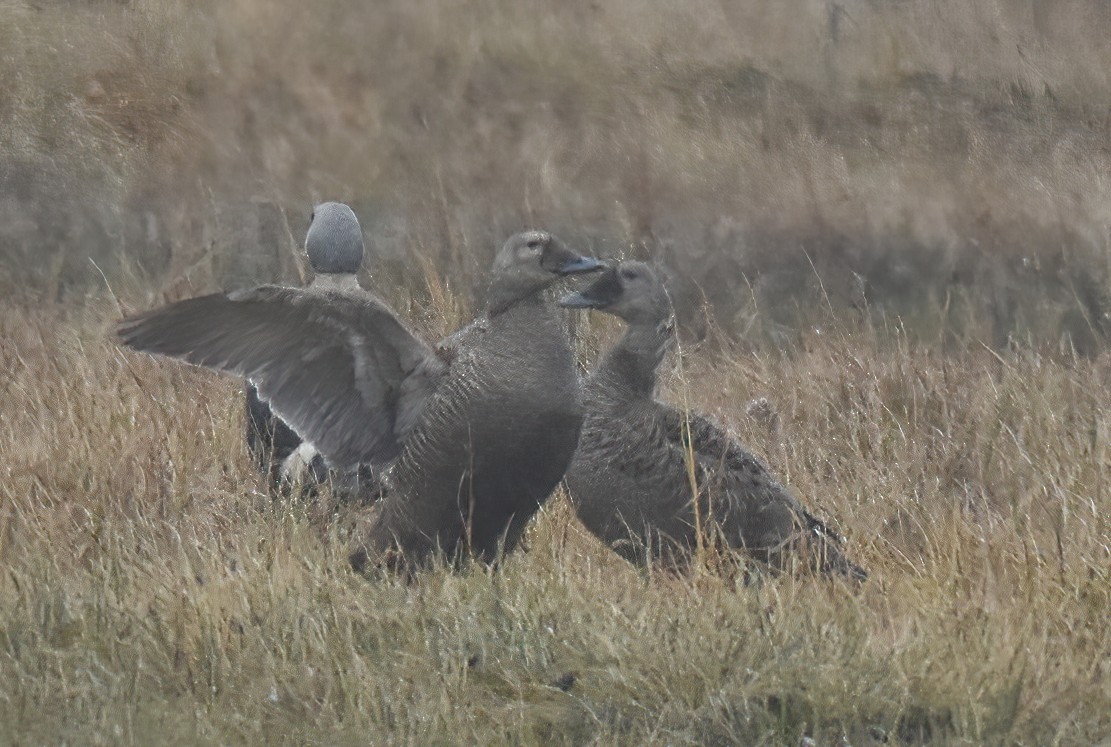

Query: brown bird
left=118, top=230, right=603, bottom=571
left=560, top=261, right=866, bottom=580
left=243, top=201, right=375, bottom=500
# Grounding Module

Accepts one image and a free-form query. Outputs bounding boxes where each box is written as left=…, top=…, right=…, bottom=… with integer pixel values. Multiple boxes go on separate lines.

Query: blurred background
left=3, top=0, right=1111, bottom=350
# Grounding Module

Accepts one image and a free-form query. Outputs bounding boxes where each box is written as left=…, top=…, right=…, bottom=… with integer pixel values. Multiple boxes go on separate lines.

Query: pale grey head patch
left=306, top=202, right=364, bottom=275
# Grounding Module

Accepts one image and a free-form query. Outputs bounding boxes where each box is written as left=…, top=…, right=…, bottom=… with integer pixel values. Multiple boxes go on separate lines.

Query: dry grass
left=1, top=291, right=1108, bottom=745
left=2, top=1, right=1111, bottom=742
left=4, top=0, right=1111, bottom=345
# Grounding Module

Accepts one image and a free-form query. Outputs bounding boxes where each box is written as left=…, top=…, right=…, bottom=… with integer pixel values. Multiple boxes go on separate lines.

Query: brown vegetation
left=4, top=0, right=1111, bottom=346
left=2, top=298, right=1109, bottom=743
left=2, top=0, right=1110, bottom=743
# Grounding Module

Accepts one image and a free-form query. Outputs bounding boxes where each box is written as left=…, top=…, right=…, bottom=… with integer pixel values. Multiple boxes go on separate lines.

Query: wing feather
left=117, top=285, right=446, bottom=469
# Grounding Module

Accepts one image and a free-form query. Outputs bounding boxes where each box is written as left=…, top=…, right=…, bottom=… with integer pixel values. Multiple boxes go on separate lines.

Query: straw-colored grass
left=4, top=0, right=1111, bottom=344
left=1, top=291, right=1107, bottom=745
left=2, top=1, right=1110, bottom=741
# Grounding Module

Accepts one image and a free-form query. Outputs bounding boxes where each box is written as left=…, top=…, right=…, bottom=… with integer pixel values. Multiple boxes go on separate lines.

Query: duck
left=117, top=231, right=603, bottom=570
left=244, top=201, right=370, bottom=497
left=560, top=261, right=866, bottom=580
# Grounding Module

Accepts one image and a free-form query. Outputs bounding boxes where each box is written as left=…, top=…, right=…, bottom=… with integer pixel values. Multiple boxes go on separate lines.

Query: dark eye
left=619, top=267, right=638, bottom=281
left=526, top=239, right=542, bottom=250
left=310, top=210, right=315, bottom=222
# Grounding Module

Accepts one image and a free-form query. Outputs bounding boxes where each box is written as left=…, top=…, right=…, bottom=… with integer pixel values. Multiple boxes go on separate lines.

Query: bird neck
left=309, top=273, right=361, bottom=292
left=593, top=318, right=675, bottom=401
left=486, top=279, right=552, bottom=318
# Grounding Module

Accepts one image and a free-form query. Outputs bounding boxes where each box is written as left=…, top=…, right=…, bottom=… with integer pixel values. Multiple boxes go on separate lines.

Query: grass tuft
left=1, top=293, right=1108, bottom=743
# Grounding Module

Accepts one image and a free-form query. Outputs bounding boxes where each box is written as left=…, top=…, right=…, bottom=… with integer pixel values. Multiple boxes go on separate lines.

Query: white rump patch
left=280, top=442, right=320, bottom=481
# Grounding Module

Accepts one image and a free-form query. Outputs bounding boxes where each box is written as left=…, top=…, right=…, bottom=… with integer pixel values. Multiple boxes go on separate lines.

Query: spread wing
left=117, top=285, right=448, bottom=470
left=245, top=381, right=306, bottom=472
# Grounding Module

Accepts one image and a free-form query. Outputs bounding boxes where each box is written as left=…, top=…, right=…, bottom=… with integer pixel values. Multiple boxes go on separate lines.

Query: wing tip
left=114, top=316, right=140, bottom=348
left=114, top=313, right=158, bottom=351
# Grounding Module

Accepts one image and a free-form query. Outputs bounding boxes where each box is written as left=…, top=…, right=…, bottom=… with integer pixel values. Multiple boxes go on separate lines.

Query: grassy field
left=2, top=0, right=1111, bottom=743
left=5, top=0, right=1111, bottom=345
left=1, top=295, right=1108, bottom=745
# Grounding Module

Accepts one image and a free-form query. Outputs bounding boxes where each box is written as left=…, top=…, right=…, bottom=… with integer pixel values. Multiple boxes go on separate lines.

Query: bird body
left=245, top=203, right=373, bottom=497
left=117, top=225, right=602, bottom=570
left=369, top=290, right=585, bottom=563
left=562, top=262, right=866, bottom=579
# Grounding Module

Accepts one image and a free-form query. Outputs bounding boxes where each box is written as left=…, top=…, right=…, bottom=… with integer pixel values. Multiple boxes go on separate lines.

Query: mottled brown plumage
left=358, top=233, right=603, bottom=568
left=561, top=261, right=866, bottom=580
left=117, top=231, right=602, bottom=570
